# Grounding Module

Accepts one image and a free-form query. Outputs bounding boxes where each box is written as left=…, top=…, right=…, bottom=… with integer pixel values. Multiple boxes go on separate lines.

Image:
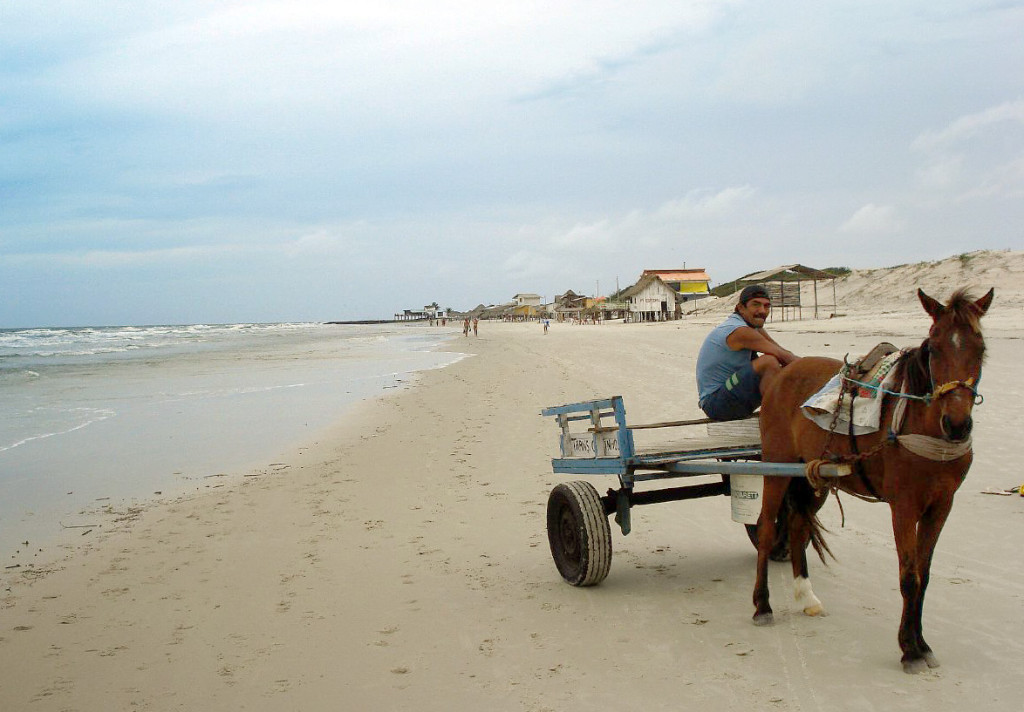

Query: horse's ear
left=974, top=288, right=995, bottom=316
left=918, top=289, right=945, bottom=320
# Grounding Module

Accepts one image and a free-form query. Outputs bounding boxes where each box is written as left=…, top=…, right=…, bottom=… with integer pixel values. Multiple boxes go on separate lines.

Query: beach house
left=511, top=293, right=543, bottom=320
left=641, top=268, right=710, bottom=295
left=553, top=290, right=594, bottom=322
left=642, top=268, right=712, bottom=313
left=620, top=274, right=679, bottom=322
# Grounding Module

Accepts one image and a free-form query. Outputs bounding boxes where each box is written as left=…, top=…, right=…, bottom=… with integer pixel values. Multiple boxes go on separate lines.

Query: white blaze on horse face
left=794, top=576, right=825, bottom=616
left=951, top=332, right=962, bottom=350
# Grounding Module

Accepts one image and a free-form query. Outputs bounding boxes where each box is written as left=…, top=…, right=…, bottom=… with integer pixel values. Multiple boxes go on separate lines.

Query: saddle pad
left=801, top=349, right=902, bottom=435
left=848, top=349, right=902, bottom=398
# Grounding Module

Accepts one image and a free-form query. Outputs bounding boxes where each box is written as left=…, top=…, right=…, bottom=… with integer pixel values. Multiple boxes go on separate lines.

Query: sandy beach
left=2, top=256, right=1023, bottom=711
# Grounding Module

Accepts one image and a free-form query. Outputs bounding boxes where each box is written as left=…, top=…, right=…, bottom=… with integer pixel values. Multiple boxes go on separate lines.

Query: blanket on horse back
left=802, top=342, right=901, bottom=435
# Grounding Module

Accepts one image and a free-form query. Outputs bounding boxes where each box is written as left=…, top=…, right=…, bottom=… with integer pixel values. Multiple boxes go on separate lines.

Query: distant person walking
left=543, top=319, right=550, bottom=334
left=472, top=318, right=479, bottom=336
left=463, top=318, right=470, bottom=337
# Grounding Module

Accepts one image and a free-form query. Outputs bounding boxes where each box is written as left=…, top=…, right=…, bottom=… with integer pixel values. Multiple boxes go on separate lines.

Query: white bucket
left=730, top=474, right=764, bottom=524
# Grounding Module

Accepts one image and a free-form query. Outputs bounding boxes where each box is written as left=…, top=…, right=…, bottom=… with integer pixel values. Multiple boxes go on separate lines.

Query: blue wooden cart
left=541, top=396, right=851, bottom=586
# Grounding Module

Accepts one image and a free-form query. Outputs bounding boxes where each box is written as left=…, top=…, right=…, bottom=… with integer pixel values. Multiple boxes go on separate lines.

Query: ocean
left=0, top=322, right=462, bottom=564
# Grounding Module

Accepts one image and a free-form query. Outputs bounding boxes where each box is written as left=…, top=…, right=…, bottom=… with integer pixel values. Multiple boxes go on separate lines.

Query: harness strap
left=891, top=386, right=909, bottom=433
left=847, top=390, right=883, bottom=500
left=889, top=379, right=972, bottom=461
left=895, top=434, right=972, bottom=461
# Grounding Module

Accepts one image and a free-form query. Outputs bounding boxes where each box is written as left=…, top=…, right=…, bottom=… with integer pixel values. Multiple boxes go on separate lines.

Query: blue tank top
left=696, top=312, right=754, bottom=405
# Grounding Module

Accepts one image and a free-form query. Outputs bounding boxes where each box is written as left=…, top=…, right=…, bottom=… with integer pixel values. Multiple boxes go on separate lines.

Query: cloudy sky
left=2, top=1, right=1022, bottom=326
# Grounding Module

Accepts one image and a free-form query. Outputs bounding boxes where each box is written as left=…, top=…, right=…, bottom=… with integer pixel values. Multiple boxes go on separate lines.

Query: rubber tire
left=745, top=496, right=792, bottom=562
left=547, top=481, right=613, bottom=586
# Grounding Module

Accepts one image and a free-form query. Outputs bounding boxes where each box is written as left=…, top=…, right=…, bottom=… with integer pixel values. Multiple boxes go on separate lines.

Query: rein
left=842, top=368, right=983, bottom=406
left=841, top=375, right=983, bottom=404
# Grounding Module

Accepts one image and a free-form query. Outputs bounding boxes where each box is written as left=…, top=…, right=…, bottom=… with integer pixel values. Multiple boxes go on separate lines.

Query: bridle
left=922, top=346, right=983, bottom=405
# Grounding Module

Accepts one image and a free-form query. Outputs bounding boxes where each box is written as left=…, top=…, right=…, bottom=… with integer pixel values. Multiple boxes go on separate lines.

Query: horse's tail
left=787, top=478, right=835, bottom=564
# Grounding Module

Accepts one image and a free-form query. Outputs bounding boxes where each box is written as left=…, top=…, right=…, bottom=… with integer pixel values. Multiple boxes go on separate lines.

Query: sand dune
left=700, top=248, right=1023, bottom=319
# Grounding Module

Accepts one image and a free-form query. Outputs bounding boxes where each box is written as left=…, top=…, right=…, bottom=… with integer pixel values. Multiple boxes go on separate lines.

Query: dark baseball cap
left=738, top=284, right=770, bottom=305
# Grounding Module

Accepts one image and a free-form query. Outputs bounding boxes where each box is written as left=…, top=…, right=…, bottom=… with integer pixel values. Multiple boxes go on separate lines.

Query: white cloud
left=654, top=186, right=757, bottom=220
left=46, top=0, right=737, bottom=126
left=914, top=155, right=964, bottom=191
left=0, top=244, right=242, bottom=269
left=957, top=154, right=1024, bottom=201
left=911, top=99, right=1024, bottom=200
left=536, top=186, right=760, bottom=266
left=282, top=229, right=355, bottom=258
left=551, top=219, right=613, bottom=249
left=502, top=249, right=558, bottom=281
left=912, top=99, right=1024, bottom=152
left=839, top=203, right=904, bottom=234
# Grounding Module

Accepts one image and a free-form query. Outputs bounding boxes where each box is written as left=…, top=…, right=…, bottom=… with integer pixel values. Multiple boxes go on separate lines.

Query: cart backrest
left=541, top=396, right=634, bottom=461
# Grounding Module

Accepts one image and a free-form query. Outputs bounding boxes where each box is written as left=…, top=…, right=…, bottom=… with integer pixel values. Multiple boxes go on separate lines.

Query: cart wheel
left=547, top=481, right=612, bottom=586
left=745, top=497, right=792, bottom=562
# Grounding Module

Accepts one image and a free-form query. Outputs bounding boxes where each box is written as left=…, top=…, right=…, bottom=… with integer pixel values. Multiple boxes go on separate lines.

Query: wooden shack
left=641, top=268, right=711, bottom=298
left=737, top=264, right=838, bottom=321
left=620, top=274, right=679, bottom=322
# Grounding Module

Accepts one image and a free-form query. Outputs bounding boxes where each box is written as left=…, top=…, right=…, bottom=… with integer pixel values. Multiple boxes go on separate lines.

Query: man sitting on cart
left=696, top=284, right=799, bottom=421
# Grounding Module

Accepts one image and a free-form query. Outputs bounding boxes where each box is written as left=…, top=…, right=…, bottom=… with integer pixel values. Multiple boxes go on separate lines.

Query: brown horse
left=753, top=287, right=994, bottom=673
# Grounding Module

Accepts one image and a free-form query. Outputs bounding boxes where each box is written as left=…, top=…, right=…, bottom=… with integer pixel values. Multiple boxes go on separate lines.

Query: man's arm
left=726, top=326, right=799, bottom=365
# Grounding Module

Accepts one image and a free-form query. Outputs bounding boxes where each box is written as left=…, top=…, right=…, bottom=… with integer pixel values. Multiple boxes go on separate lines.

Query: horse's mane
left=898, top=341, right=932, bottom=397
left=946, top=287, right=986, bottom=333
left=896, top=288, right=987, bottom=397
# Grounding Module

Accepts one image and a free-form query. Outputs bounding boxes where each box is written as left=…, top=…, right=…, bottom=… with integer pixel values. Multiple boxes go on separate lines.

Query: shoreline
left=2, top=318, right=1022, bottom=710
left=0, top=324, right=467, bottom=573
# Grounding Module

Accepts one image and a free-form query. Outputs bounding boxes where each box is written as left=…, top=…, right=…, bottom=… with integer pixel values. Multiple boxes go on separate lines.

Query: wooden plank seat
left=631, top=415, right=761, bottom=460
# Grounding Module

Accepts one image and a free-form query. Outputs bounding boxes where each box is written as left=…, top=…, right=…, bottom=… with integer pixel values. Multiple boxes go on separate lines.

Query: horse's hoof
left=803, top=604, right=826, bottom=617
left=902, top=657, right=928, bottom=675
left=753, top=612, right=774, bottom=626
left=923, top=652, right=941, bottom=669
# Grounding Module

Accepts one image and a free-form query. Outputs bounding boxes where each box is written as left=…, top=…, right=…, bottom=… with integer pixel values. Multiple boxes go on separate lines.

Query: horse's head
left=917, top=287, right=995, bottom=442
